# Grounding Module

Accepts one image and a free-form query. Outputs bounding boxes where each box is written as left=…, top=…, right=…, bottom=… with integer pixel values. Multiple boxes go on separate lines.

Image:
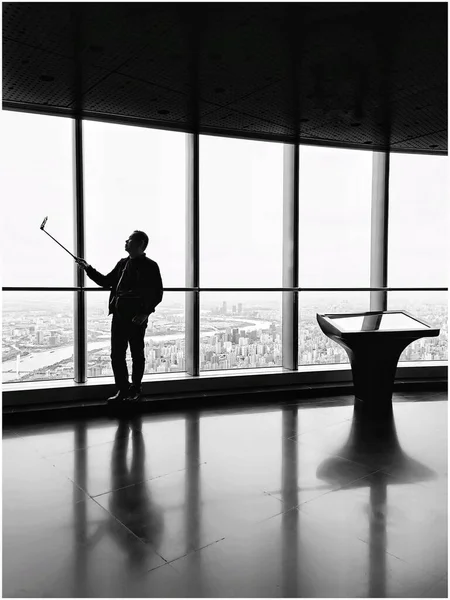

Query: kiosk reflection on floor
left=316, top=408, right=437, bottom=598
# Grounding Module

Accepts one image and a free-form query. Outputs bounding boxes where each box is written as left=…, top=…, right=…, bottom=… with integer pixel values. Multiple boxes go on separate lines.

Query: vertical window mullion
left=370, top=151, right=390, bottom=311
left=282, top=143, right=299, bottom=370
left=73, top=118, right=87, bottom=383
left=185, top=133, right=200, bottom=376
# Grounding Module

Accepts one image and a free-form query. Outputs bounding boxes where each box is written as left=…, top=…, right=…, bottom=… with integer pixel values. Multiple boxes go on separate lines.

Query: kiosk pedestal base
left=338, top=338, right=408, bottom=414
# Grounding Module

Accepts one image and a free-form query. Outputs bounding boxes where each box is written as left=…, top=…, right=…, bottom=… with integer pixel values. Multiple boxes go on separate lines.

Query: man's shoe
left=107, top=390, right=128, bottom=403
left=127, top=384, right=142, bottom=402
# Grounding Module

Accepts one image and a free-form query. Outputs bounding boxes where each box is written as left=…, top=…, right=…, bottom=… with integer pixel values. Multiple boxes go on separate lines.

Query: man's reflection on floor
left=108, top=415, right=164, bottom=570
left=316, top=406, right=436, bottom=597
left=72, top=412, right=202, bottom=593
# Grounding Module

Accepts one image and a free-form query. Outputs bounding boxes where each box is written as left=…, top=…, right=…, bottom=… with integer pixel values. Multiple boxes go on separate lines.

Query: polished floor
left=3, top=390, right=448, bottom=598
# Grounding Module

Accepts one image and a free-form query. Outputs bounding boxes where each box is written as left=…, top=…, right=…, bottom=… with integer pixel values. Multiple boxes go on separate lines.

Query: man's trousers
left=111, top=313, right=148, bottom=392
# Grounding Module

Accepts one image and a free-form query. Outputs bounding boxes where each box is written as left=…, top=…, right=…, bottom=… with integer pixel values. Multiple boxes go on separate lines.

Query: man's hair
left=132, top=230, right=149, bottom=250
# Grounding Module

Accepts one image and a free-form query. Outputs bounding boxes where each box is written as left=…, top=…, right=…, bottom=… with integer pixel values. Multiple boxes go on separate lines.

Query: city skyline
left=3, top=294, right=447, bottom=384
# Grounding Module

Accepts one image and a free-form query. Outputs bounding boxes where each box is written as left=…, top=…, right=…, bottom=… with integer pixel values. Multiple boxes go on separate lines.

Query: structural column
left=370, top=151, right=390, bottom=312
left=282, top=144, right=299, bottom=370
left=73, top=118, right=87, bottom=383
left=185, top=133, right=200, bottom=376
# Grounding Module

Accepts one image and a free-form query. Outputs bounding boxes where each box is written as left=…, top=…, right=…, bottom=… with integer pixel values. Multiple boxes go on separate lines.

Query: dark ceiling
left=2, top=2, right=448, bottom=154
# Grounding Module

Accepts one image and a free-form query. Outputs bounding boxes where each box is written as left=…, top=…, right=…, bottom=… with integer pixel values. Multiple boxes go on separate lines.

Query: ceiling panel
left=2, top=2, right=447, bottom=154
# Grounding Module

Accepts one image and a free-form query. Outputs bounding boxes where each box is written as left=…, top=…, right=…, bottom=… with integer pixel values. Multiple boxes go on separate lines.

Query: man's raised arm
left=76, top=258, right=123, bottom=289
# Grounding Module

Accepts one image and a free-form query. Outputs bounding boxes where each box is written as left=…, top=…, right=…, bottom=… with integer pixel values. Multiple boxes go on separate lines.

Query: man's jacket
left=85, top=254, right=163, bottom=318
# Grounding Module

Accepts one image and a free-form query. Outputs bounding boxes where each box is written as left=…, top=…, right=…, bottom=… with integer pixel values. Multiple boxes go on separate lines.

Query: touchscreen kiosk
left=316, top=310, right=440, bottom=414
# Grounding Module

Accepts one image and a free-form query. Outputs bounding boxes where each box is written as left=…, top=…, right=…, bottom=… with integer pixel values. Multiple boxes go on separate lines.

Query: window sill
left=2, top=361, right=447, bottom=408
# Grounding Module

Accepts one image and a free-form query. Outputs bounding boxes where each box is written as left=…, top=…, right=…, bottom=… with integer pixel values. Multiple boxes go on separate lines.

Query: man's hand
left=132, top=314, right=148, bottom=325
left=75, top=258, right=90, bottom=270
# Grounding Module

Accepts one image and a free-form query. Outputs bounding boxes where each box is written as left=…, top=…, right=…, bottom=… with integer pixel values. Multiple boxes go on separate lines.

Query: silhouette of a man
left=76, top=231, right=163, bottom=402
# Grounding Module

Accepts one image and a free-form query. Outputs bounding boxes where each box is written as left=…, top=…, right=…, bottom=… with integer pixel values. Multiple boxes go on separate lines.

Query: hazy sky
left=1, top=110, right=448, bottom=299
left=388, top=153, right=449, bottom=287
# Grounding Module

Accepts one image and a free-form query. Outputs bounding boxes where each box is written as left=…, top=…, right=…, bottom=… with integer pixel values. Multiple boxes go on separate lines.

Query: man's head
left=125, top=230, right=149, bottom=258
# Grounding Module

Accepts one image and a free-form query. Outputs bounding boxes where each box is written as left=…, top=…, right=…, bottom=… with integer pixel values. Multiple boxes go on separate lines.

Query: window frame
left=2, top=111, right=447, bottom=400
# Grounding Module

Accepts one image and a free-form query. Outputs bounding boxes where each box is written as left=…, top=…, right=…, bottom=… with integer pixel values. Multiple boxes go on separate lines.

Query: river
left=2, top=319, right=274, bottom=382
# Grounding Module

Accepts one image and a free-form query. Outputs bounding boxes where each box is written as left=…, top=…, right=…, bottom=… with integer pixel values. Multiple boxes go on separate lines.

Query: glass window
left=298, top=146, right=372, bottom=287
left=2, top=291, right=74, bottom=383
left=388, top=291, right=447, bottom=362
left=86, top=291, right=185, bottom=377
left=1, top=111, right=74, bottom=286
left=299, top=292, right=369, bottom=366
left=84, top=121, right=185, bottom=288
left=388, top=154, right=448, bottom=287
left=200, top=136, right=283, bottom=287
left=200, top=292, right=282, bottom=371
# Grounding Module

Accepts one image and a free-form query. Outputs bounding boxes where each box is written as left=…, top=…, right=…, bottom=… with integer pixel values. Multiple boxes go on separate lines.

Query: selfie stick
left=40, top=216, right=78, bottom=260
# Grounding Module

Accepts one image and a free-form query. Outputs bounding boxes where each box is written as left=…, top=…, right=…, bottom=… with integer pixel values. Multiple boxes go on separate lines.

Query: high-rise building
left=222, top=301, right=227, bottom=315
left=232, top=305, right=237, bottom=314
left=238, top=303, right=243, bottom=314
